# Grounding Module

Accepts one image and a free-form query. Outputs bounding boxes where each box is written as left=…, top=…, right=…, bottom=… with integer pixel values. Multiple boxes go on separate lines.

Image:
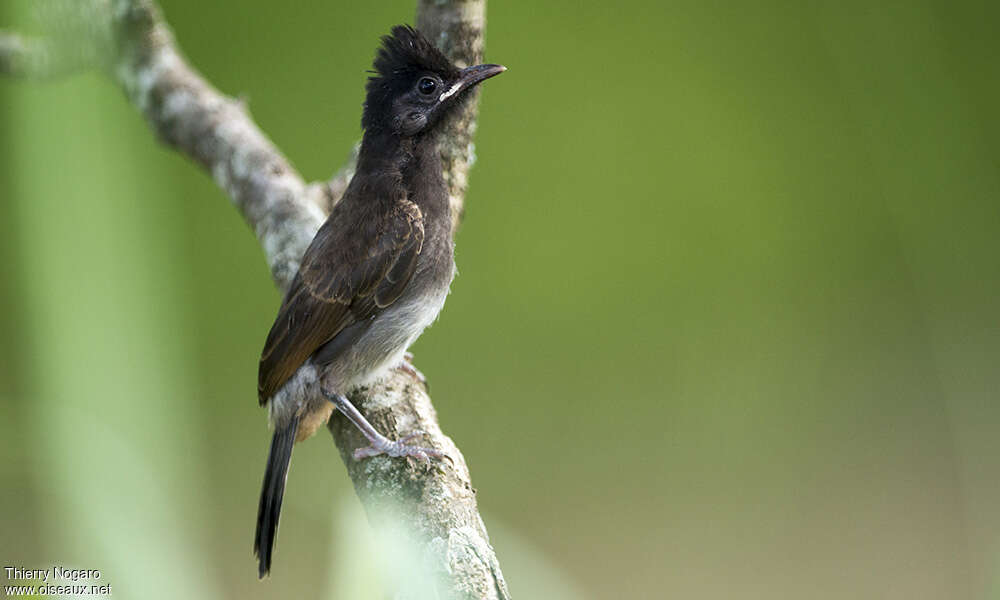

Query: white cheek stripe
left=439, top=81, right=463, bottom=101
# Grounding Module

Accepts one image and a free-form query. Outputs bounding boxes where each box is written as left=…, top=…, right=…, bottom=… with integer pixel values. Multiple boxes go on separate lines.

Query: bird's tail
left=254, top=414, right=300, bottom=578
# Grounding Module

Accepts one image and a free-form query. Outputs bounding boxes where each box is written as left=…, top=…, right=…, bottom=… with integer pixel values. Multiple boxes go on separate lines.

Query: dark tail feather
left=254, top=415, right=299, bottom=578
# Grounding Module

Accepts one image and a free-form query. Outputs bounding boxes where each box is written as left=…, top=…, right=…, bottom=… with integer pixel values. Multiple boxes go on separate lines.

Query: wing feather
left=257, top=199, right=424, bottom=403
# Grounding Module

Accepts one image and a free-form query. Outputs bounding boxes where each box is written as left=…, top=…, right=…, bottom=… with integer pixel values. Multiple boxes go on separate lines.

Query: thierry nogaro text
left=4, top=566, right=111, bottom=596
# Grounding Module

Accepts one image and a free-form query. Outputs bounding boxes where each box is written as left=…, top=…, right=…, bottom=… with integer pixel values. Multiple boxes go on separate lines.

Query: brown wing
left=257, top=199, right=424, bottom=403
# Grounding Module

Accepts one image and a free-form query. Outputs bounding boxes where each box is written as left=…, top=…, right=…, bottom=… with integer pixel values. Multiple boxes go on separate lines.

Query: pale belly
left=328, top=279, right=451, bottom=390
left=267, top=259, right=453, bottom=441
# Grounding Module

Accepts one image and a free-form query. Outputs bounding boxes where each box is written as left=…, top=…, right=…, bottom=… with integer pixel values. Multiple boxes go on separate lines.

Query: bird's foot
left=397, top=354, right=428, bottom=388
left=324, top=389, right=442, bottom=462
left=353, top=430, right=442, bottom=462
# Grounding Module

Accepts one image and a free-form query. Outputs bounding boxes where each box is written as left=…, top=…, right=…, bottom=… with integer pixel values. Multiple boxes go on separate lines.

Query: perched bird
left=253, top=25, right=504, bottom=578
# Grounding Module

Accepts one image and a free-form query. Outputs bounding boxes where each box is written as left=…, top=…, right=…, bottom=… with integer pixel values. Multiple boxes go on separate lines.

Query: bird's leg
left=396, top=352, right=428, bottom=388
left=323, top=390, right=442, bottom=461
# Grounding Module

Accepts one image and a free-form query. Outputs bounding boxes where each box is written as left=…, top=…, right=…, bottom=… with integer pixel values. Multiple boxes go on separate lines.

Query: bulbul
left=253, top=25, right=504, bottom=578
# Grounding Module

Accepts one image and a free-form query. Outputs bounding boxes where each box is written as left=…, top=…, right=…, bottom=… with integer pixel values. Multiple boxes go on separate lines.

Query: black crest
left=362, top=25, right=460, bottom=131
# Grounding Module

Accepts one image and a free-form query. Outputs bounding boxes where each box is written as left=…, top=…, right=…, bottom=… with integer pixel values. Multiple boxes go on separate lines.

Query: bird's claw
left=353, top=431, right=442, bottom=462
left=396, top=357, right=428, bottom=388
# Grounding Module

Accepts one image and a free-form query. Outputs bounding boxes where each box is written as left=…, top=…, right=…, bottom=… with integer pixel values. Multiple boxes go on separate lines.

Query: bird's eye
left=417, top=77, right=437, bottom=95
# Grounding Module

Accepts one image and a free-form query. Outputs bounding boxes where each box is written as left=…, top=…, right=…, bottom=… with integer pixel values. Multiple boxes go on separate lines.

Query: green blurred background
left=2, top=1, right=999, bottom=598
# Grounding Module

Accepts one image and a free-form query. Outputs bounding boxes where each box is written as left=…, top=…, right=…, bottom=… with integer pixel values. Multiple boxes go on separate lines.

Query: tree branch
left=110, top=0, right=329, bottom=288
left=3, top=1, right=509, bottom=597
left=0, top=32, right=91, bottom=78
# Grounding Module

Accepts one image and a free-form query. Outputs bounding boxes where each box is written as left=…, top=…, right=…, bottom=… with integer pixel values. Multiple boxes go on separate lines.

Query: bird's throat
left=357, top=129, right=433, bottom=174
left=355, top=129, right=450, bottom=225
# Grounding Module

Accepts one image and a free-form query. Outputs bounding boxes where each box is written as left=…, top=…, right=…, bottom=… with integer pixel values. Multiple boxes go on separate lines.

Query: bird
left=252, top=24, right=505, bottom=578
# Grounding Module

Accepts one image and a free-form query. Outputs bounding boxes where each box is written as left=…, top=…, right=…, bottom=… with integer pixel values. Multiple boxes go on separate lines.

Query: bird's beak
left=439, top=64, right=507, bottom=102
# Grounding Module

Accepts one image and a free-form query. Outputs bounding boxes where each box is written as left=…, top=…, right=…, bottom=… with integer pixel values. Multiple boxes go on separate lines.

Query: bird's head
left=362, top=25, right=505, bottom=136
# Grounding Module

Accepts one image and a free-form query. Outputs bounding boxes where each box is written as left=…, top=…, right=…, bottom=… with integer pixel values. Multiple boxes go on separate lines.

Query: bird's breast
left=328, top=241, right=454, bottom=391
left=381, top=239, right=455, bottom=346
